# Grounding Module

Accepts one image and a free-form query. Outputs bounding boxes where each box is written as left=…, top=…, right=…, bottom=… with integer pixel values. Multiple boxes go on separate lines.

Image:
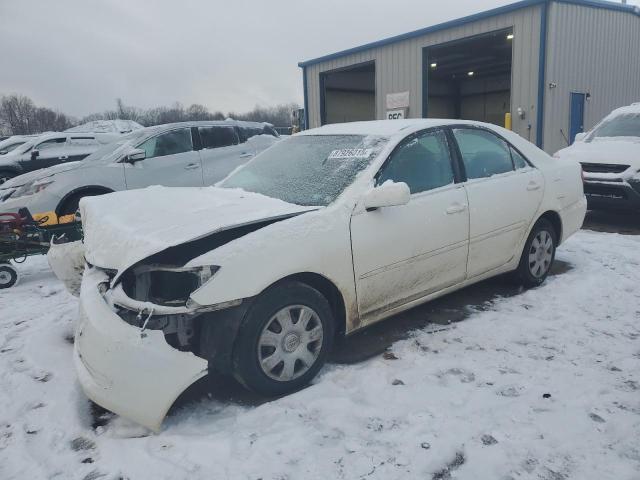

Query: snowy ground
left=1, top=229, right=639, bottom=480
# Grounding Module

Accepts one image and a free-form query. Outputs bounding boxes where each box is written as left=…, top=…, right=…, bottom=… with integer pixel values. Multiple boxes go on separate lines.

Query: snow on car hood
left=80, top=186, right=317, bottom=279
left=556, top=138, right=640, bottom=166
left=0, top=161, right=82, bottom=188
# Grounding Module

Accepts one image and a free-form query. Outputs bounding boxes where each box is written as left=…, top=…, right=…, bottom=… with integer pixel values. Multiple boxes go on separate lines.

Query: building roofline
left=298, top=0, right=639, bottom=68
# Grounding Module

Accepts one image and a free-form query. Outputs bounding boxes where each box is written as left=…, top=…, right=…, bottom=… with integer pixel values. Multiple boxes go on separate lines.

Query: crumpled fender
left=47, top=240, right=85, bottom=296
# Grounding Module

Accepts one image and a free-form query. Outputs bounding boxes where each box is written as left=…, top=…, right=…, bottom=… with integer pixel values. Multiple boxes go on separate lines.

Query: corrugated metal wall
left=305, top=5, right=543, bottom=143
left=544, top=3, right=640, bottom=154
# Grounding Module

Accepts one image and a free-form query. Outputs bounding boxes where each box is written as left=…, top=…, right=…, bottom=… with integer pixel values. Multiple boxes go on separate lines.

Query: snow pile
left=1, top=230, right=640, bottom=479
left=66, top=120, right=143, bottom=135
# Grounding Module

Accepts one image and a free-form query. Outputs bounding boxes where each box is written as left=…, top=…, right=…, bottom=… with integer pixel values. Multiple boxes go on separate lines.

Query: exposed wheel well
left=537, top=210, right=563, bottom=244
left=273, top=273, right=347, bottom=338
left=56, top=187, right=113, bottom=216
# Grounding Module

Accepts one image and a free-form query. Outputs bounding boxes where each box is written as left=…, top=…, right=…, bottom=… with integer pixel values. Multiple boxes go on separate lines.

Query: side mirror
left=363, top=182, right=410, bottom=211
left=123, top=148, right=146, bottom=164
left=31, top=150, right=40, bottom=160
left=574, top=132, right=587, bottom=143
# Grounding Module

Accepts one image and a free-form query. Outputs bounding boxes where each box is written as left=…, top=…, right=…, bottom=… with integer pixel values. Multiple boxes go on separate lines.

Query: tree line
left=0, top=94, right=299, bottom=136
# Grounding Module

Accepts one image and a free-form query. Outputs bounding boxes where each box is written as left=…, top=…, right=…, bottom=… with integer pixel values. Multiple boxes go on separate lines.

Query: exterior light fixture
left=431, top=63, right=437, bottom=68
left=507, top=33, right=514, bottom=40
left=468, top=71, right=475, bottom=76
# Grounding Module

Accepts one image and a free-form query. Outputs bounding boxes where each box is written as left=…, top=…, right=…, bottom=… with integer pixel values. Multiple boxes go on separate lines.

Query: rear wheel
left=0, top=263, right=18, bottom=289
left=231, top=281, right=334, bottom=396
left=514, top=218, right=557, bottom=288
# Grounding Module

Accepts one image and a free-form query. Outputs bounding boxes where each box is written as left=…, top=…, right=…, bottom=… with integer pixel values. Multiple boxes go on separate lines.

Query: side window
left=377, top=130, right=455, bottom=194
left=510, top=146, right=529, bottom=170
left=453, top=128, right=514, bottom=180
left=199, top=126, right=239, bottom=149
left=68, top=137, right=99, bottom=148
left=36, top=137, right=66, bottom=152
left=138, top=129, right=193, bottom=159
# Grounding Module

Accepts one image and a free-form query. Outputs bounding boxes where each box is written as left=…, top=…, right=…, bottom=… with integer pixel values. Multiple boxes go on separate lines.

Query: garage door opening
left=321, top=62, right=375, bottom=125
left=424, top=29, right=513, bottom=127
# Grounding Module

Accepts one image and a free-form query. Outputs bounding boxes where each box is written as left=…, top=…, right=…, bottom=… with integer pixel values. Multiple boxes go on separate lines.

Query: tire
left=231, top=281, right=335, bottom=397
left=0, top=170, right=16, bottom=186
left=0, top=263, right=19, bottom=289
left=58, top=191, right=107, bottom=216
left=514, top=218, right=557, bottom=288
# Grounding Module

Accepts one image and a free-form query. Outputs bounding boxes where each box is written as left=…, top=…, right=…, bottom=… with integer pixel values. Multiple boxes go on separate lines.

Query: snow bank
left=1, top=231, right=640, bottom=479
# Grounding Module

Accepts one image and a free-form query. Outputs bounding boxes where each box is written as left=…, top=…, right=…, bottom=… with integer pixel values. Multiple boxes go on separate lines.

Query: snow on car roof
left=606, top=102, right=640, bottom=117
left=66, top=120, right=144, bottom=134
left=298, top=119, right=487, bottom=137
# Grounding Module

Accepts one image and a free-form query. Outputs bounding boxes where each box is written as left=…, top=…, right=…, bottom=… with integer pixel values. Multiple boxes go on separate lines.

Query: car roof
left=297, top=119, right=494, bottom=138
left=142, top=120, right=272, bottom=135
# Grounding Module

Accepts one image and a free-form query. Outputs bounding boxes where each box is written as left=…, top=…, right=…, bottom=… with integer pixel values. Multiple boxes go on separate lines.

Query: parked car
left=555, top=103, right=640, bottom=210
left=0, top=134, right=41, bottom=157
left=0, top=131, right=120, bottom=185
left=50, top=119, right=586, bottom=431
left=0, top=120, right=280, bottom=218
left=65, top=119, right=143, bottom=134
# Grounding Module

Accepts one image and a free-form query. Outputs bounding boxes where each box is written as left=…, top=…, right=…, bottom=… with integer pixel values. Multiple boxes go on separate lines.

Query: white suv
left=0, top=120, right=279, bottom=219
left=555, top=103, right=640, bottom=210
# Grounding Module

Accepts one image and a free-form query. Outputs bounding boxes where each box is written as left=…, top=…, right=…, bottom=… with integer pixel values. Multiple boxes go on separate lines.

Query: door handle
left=527, top=181, right=541, bottom=191
left=58, top=155, right=68, bottom=160
left=239, top=153, right=253, bottom=158
left=446, top=203, right=467, bottom=215
left=184, top=163, right=200, bottom=170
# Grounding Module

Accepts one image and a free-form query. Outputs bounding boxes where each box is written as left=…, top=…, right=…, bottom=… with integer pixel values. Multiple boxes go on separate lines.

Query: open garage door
left=425, top=29, right=513, bottom=127
left=321, top=62, right=375, bottom=125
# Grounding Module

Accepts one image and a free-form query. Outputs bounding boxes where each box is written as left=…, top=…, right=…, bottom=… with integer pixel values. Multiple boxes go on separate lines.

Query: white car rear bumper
left=75, top=268, right=208, bottom=432
left=559, top=196, right=587, bottom=243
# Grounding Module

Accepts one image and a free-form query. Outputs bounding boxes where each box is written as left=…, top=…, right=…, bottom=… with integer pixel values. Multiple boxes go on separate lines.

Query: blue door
left=569, top=93, right=586, bottom=144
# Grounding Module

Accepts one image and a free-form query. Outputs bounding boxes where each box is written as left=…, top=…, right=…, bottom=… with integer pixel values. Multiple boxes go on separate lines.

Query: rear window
left=199, top=126, right=239, bottom=149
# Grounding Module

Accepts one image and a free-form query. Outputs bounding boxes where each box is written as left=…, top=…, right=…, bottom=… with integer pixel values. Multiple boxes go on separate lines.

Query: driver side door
left=350, top=129, right=470, bottom=324
left=124, top=127, right=204, bottom=189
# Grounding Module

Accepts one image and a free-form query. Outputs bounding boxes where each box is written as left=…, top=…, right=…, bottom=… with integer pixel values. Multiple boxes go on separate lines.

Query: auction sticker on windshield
left=327, top=149, right=373, bottom=159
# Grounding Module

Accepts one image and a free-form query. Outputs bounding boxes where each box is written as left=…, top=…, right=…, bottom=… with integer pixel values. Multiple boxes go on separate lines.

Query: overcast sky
left=1, top=0, right=637, bottom=117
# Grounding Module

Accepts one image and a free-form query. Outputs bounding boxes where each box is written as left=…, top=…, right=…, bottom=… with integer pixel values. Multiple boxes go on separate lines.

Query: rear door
left=451, top=127, right=544, bottom=278
left=198, top=126, right=255, bottom=185
left=20, top=136, right=69, bottom=172
left=65, top=136, right=101, bottom=162
left=350, top=128, right=469, bottom=323
left=124, top=127, right=204, bottom=189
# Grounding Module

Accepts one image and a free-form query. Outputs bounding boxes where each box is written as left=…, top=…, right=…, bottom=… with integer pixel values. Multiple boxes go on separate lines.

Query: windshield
left=589, top=113, right=640, bottom=140
left=0, top=141, right=25, bottom=154
left=82, top=130, right=148, bottom=163
left=220, top=134, right=388, bottom=206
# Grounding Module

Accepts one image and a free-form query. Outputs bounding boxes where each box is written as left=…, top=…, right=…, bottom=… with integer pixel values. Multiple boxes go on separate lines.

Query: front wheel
left=514, top=218, right=557, bottom=288
left=0, top=263, right=19, bottom=289
left=231, top=281, right=334, bottom=397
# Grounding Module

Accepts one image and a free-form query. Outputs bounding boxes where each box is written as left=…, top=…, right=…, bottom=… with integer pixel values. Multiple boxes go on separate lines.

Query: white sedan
left=54, top=119, right=586, bottom=431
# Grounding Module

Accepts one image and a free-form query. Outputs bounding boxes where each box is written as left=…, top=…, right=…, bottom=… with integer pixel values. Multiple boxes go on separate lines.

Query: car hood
left=555, top=138, right=640, bottom=166
left=80, top=186, right=318, bottom=281
left=0, top=161, right=82, bottom=188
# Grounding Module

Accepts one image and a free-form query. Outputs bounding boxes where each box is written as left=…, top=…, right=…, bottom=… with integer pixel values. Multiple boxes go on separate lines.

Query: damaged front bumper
left=75, top=267, right=209, bottom=432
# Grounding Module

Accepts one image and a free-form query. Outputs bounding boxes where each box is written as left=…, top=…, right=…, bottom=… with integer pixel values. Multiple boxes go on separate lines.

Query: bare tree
left=0, top=94, right=74, bottom=134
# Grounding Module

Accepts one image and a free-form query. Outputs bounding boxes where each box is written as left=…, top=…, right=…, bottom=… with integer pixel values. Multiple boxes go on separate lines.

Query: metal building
left=299, top=0, right=640, bottom=154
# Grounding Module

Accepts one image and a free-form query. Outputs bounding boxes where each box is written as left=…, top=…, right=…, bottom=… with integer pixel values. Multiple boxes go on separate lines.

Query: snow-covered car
left=0, top=134, right=40, bottom=156
left=57, top=119, right=586, bottom=432
left=555, top=103, right=640, bottom=210
left=65, top=119, right=143, bottom=135
left=0, top=120, right=279, bottom=218
left=0, top=131, right=120, bottom=186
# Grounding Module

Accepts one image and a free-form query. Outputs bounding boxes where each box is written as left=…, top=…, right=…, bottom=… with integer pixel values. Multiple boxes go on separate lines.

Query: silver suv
left=0, top=120, right=279, bottom=218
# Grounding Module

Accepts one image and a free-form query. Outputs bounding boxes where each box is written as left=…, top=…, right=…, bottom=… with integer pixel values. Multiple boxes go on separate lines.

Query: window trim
left=445, top=125, right=534, bottom=182
left=35, top=136, right=68, bottom=151
left=374, top=127, right=462, bottom=195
